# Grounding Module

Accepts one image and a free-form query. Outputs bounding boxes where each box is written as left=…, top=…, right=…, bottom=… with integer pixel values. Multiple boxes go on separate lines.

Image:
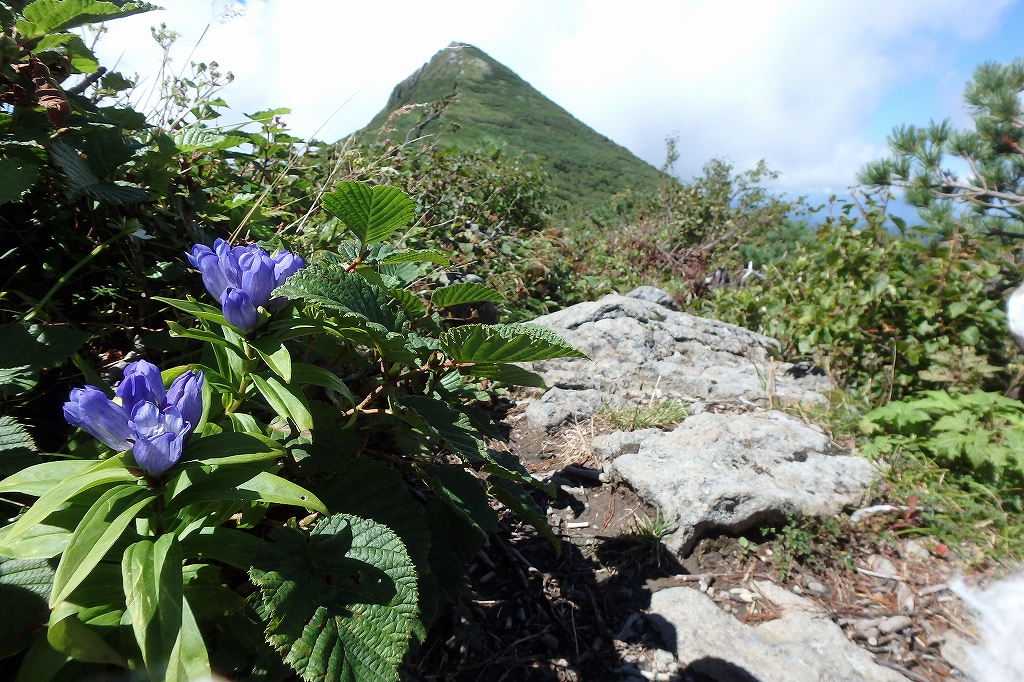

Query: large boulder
left=592, top=411, right=877, bottom=555
left=648, top=581, right=905, bottom=682
left=521, top=293, right=830, bottom=434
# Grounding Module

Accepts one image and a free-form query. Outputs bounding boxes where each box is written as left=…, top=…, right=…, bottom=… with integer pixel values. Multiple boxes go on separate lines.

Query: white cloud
left=92, top=0, right=1015, bottom=195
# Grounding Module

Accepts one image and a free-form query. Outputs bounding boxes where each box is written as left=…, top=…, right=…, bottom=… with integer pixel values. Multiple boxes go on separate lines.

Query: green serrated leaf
left=312, top=459, right=436, bottom=639
left=0, top=556, right=54, bottom=659
left=249, top=513, right=419, bottom=682
left=431, top=282, right=504, bottom=308
left=276, top=258, right=401, bottom=333
left=461, top=363, right=547, bottom=388
left=379, top=249, right=451, bottom=267
left=0, top=322, right=89, bottom=397
left=172, top=126, right=247, bottom=152
left=17, top=0, right=156, bottom=38
left=439, top=323, right=586, bottom=363
left=487, top=477, right=559, bottom=553
left=0, top=415, right=40, bottom=479
left=423, top=465, right=498, bottom=536
left=0, top=158, right=41, bottom=205
left=321, top=182, right=415, bottom=245
left=397, top=396, right=486, bottom=462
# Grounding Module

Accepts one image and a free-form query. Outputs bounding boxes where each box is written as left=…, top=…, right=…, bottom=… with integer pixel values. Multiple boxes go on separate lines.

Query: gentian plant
left=0, top=182, right=585, bottom=682
left=64, top=361, right=203, bottom=476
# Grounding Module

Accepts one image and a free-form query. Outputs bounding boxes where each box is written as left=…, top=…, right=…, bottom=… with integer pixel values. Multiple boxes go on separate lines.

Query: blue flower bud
left=166, top=369, right=204, bottom=430
left=63, top=386, right=133, bottom=452
left=187, top=243, right=233, bottom=302
left=238, top=249, right=276, bottom=308
left=222, top=287, right=257, bottom=332
left=115, top=360, right=165, bottom=415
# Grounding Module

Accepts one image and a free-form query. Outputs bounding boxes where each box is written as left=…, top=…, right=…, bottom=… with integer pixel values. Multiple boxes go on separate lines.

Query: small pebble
left=805, top=581, right=830, bottom=597
left=878, top=615, right=913, bottom=634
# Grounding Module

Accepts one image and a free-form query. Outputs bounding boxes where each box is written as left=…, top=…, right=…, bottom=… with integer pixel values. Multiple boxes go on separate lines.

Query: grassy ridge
left=356, top=43, right=666, bottom=205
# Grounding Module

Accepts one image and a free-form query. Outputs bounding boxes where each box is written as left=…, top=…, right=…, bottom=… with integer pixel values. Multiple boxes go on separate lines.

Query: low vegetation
left=1, top=2, right=1023, bottom=679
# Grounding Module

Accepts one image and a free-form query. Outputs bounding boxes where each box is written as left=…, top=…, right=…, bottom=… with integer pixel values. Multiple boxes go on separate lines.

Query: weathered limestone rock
left=648, top=581, right=905, bottom=682
left=521, top=293, right=830, bottom=434
left=595, top=411, right=877, bottom=555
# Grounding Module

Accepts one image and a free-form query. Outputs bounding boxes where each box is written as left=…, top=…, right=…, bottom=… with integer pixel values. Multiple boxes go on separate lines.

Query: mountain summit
left=357, top=43, right=665, bottom=205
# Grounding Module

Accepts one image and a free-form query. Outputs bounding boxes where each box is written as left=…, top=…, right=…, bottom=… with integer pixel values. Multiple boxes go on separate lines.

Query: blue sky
left=93, top=0, right=1023, bottom=203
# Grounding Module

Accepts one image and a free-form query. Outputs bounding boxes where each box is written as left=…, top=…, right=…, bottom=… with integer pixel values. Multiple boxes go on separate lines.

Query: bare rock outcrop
left=522, top=293, right=830, bottom=434
left=592, top=410, right=877, bottom=555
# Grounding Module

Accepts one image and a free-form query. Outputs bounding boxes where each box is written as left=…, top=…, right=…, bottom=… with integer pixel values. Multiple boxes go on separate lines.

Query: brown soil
left=403, top=402, right=1004, bottom=682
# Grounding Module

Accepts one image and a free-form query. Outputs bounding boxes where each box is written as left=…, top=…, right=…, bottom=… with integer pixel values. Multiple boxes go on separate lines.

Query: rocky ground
left=402, top=290, right=1010, bottom=682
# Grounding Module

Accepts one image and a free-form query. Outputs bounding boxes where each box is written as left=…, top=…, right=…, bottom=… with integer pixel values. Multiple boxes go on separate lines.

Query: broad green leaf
left=290, top=363, right=354, bottom=407
left=122, top=535, right=183, bottom=671
left=461, top=363, right=547, bottom=388
left=0, top=556, right=53, bottom=658
left=165, top=595, right=211, bottom=682
left=423, top=465, right=498, bottom=536
left=486, top=477, right=559, bottom=553
left=311, top=459, right=435, bottom=637
left=439, top=323, right=587, bottom=363
left=50, top=486, right=157, bottom=606
left=4, top=462, right=137, bottom=543
left=172, top=126, right=247, bottom=152
left=430, top=282, right=504, bottom=308
left=396, top=396, right=486, bottom=462
left=320, top=181, right=415, bottom=245
left=153, top=296, right=229, bottom=327
left=180, top=430, right=282, bottom=466
left=167, top=320, right=239, bottom=351
left=275, top=258, right=401, bottom=333
left=424, top=497, right=483, bottom=601
left=0, top=508, right=79, bottom=558
left=249, top=514, right=419, bottom=682
left=13, top=631, right=69, bottom=682
left=17, top=0, right=155, bottom=38
left=47, top=611, right=127, bottom=666
left=379, top=249, right=451, bottom=266
left=179, top=526, right=262, bottom=569
left=0, top=322, right=89, bottom=397
left=390, top=288, right=427, bottom=321
left=246, top=107, right=291, bottom=124
left=252, top=336, right=292, bottom=383
left=0, top=415, right=41, bottom=478
left=482, top=448, right=553, bottom=495
left=0, top=460, right=95, bottom=496
left=0, top=158, right=41, bottom=205
left=252, top=374, right=313, bottom=432
left=166, top=468, right=326, bottom=514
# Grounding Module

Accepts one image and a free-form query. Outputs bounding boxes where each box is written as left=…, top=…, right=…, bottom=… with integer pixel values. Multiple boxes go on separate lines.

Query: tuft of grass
left=597, top=399, right=689, bottom=431
left=613, top=509, right=675, bottom=568
left=875, top=447, right=1024, bottom=563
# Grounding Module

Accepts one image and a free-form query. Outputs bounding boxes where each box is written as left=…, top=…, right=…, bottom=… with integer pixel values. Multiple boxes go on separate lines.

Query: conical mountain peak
left=358, top=44, right=664, bottom=205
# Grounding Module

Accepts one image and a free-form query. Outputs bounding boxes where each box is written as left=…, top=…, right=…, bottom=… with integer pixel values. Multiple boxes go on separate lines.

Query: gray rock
left=523, top=295, right=830, bottom=414
left=590, top=429, right=661, bottom=463
left=649, top=584, right=905, bottom=682
left=940, top=632, right=974, bottom=674
left=607, top=411, right=877, bottom=555
left=624, top=285, right=677, bottom=310
left=524, top=387, right=625, bottom=435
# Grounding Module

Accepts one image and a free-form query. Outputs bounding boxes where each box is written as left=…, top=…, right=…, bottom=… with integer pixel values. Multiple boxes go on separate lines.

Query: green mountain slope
left=356, top=42, right=666, bottom=205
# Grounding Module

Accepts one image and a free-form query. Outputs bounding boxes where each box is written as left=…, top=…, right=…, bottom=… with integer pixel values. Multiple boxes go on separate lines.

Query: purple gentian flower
left=63, top=361, right=204, bottom=477
left=186, top=239, right=304, bottom=332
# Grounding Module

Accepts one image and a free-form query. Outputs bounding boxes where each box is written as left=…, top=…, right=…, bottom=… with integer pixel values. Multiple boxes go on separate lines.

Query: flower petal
left=239, top=250, right=276, bottom=309
left=166, top=370, right=204, bottom=431
left=221, top=287, right=257, bottom=332
left=115, top=360, right=165, bottom=413
left=132, top=431, right=183, bottom=477
left=63, top=386, right=133, bottom=451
